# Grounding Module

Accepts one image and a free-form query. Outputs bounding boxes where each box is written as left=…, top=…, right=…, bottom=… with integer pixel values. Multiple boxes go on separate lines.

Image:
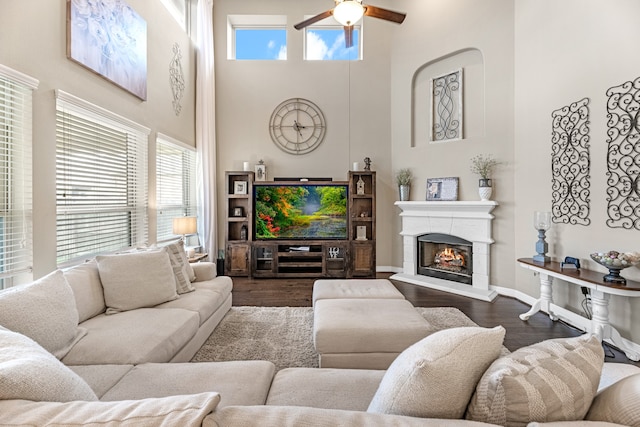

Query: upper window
left=156, top=134, right=197, bottom=242
left=304, top=17, right=362, bottom=60
left=0, top=65, right=38, bottom=289
left=55, top=91, right=149, bottom=266
left=227, top=15, right=287, bottom=60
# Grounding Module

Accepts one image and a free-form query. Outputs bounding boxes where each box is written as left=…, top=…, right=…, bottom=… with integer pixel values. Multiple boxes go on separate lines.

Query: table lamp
left=533, top=211, right=551, bottom=263
left=173, top=216, right=197, bottom=242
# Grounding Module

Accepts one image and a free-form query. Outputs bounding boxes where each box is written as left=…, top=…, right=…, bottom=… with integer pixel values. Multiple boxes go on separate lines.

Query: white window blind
left=55, top=90, right=149, bottom=265
left=0, top=65, right=38, bottom=289
left=156, top=133, right=197, bottom=242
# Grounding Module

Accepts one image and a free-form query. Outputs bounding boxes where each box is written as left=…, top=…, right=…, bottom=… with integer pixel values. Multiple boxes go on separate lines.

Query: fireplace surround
left=391, top=201, right=498, bottom=301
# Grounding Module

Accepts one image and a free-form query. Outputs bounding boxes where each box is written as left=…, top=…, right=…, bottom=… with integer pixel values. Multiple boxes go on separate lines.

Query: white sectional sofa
left=0, top=247, right=639, bottom=426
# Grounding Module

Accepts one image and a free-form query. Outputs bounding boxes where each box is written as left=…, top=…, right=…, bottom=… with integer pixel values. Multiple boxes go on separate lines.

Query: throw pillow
left=97, top=248, right=179, bottom=314
left=0, top=326, right=98, bottom=402
left=466, top=334, right=604, bottom=426
left=165, top=240, right=195, bottom=294
left=63, top=259, right=107, bottom=323
left=585, top=372, right=640, bottom=426
left=0, top=270, right=86, bottom=359
left=367, top=325, right=506, bottom=419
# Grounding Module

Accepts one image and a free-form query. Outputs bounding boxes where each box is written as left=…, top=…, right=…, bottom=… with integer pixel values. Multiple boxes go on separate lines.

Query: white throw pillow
left=586, top=372, right=640, bottom=426
left=367, top=326, right=506, bottom=419
left=0, top=270, right=86, bottom=359
left=165, top=240, right=196, bottom=294
left=0, top=326, right=98, bottom=402
left=466, top=334, right=604, bottom=426
left=97, top=248, right=179, bottom=314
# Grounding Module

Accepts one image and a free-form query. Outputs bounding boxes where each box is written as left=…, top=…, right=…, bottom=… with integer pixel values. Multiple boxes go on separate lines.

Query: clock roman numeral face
left=269, top=98, right=326, bottom=155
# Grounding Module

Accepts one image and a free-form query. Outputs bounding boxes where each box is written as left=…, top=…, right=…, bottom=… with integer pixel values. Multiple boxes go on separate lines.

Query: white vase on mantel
left=478, top=179, right=492, bottom=201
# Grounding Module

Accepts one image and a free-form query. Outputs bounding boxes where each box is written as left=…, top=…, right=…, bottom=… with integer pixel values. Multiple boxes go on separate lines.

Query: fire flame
left=435, top=247, right=466, bottom=267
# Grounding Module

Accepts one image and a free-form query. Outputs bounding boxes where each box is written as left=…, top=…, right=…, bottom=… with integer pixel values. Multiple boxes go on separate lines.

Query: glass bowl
left=590, top=251, right=640, bottom=284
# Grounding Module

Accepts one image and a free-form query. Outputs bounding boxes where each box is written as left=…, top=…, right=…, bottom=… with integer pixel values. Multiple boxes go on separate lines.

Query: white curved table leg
left=520, top=273, right=557, bottom=321
left=591, top=290, right=640, bottom=362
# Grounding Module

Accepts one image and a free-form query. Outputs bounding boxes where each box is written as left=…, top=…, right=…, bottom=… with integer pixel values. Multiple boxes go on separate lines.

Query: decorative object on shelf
left=431, top=68, right=463, bottom=142
left=560, top=256, right=581, bottom=270
left=243, top=161, right=251, bottom=172
left=233, top=181, right=247, bottom=195
left=590, top=251, right=640, bottom=285
left=551, top=98, right=591, bottom=226
left=269, top=98, right=326, bottom=155
left=364, top=157, right=371, bottom=171
left=67, top=0, right=147, bottom=100
left=605, top=76, right=640, bottom=230
left=356, top=225, right=367, bottom=241
left=255, top=159, right=267, bottom=181
left=328, top=247, right=340, bottom=259
left=352, top=162, right=359, bottom=171
left=470, top=154, right=500, bottom=201
left=356, top=176, right=365, bottom=195
left=426, top=177, right=458, bottom=201
left=232, top=207, right=244, bottom=217
left=240, top=224, right=248, bottom=241
left=532, top=211, right=551, bottom=263
left=395, top=168, right=412, bottom=201
left=169, top=43, right=185, bottom=116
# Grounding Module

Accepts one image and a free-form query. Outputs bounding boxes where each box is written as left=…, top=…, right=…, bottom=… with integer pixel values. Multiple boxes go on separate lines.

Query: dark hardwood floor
left=231, top=273, right=640, bottom=367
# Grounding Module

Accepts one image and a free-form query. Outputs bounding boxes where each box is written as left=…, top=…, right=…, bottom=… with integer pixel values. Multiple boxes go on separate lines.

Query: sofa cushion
left=0, top=392, right=220, bottom=427
left=101, top=361, right=276, bottom=408
left=64, top=259, right=106, bottom=322
left=165, top=240, right=196, bottom=293
left=585, top=372, right=640, bottom=426
left=0, top=326, right=98, bottom=402
left=367, top=326, right=505, bottom=419
left=192, top=262, right=217, bottom=282
left=0, top=270, right=86, bottom=359
left=69, top=364, right=134, bottom=399
left=96, top=249, right=179, bottom=314
left=62, top=308, right=199, bottom=365
left=156, top=289, right=227, bottom=325
left=466, top=334, right=604, bottom=426
left=192, top=275, right=233, bottom=295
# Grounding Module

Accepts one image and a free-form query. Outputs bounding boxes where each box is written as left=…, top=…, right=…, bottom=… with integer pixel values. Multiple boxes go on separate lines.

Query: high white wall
left=514, top=0, right=640, bottom=342
left=0, top=0, right=196, bottom=278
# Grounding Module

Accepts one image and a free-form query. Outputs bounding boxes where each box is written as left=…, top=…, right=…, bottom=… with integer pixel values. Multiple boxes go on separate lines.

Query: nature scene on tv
left=254, top=185, right=347, bottom=239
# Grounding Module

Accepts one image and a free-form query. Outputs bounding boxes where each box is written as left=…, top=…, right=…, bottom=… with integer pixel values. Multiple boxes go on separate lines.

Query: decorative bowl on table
left=590, top=251, right=640, bottom=284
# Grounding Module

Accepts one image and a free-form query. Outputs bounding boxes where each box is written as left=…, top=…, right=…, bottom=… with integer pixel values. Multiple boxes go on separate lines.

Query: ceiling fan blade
left=344, top=26, right=354, bottom=48
left=363, top=5, right=406, bottom=24
left=294, top=10, right=334, bottom=30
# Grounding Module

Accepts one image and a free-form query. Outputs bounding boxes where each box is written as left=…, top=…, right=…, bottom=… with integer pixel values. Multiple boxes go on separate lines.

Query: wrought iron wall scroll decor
left=551, top=98, right=591, bottom=226
left=605, top=76, right=640, bottom=230
left=431, top=69, right=463, bottom=142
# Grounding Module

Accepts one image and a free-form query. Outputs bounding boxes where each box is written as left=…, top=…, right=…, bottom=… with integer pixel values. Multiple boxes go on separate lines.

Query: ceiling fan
left=294, top=0, right=406, bottom=48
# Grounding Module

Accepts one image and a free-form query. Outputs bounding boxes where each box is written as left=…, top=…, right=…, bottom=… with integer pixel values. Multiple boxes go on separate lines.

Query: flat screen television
left=254, top=183, right=348, bottom=240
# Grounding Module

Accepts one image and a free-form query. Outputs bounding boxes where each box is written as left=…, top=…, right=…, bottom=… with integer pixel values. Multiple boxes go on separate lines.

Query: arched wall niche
left=411, top=48, right=485, bottom=147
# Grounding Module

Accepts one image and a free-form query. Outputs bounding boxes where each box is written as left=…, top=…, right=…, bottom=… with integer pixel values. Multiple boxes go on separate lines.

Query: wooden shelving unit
left=348, top=171, right=376, bottom=277
left=224, top=171, right=253, bottom=276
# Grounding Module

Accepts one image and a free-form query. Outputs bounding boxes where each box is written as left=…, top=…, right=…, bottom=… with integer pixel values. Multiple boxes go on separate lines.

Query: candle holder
left=533, top=211, right=551, bottom=263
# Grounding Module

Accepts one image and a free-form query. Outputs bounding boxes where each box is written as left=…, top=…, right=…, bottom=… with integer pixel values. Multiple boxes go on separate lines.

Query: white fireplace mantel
left=391, top=201, right=499, bottom=302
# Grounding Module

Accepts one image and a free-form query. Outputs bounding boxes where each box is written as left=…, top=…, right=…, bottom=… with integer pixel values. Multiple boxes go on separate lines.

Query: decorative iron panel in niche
left=431, top=69, right=463, bottom=142
left=551, top=98, right=591, bottom=226
left=605, top=76, right=640, bottom=230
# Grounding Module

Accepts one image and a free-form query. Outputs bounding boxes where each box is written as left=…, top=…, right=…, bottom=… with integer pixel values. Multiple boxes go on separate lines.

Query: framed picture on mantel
left=426, top=177, right=458, bottom=201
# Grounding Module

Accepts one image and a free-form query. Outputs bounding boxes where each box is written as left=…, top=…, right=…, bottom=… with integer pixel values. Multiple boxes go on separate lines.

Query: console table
left=517, top=257, right=640, bottom=361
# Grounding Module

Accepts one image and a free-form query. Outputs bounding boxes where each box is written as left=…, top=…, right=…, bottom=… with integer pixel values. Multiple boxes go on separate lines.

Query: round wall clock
left=269, top=98, right=326, bottom=155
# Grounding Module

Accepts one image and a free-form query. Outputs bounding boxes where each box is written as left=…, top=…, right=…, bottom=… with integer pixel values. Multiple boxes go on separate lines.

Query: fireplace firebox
left=417, top=233, right=472, bottom=285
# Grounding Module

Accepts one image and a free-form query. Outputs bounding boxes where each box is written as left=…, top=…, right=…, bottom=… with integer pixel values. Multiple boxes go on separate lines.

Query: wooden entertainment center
left=224, top=170, right=376, bottom=278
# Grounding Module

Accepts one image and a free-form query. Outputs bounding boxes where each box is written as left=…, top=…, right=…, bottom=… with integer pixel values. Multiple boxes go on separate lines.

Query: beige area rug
left=191, top=306, right=482, bottom=371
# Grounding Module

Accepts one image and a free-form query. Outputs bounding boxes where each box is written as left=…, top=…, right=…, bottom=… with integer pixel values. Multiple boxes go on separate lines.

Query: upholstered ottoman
left=313, top=299, right=432, bottom=369
left=312, top=279, right=404, bottom=306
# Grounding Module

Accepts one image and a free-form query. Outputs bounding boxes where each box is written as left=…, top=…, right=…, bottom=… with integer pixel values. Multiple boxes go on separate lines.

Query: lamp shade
left=533, top=211, right=551, bottom=231
left=333, top=0, right=364, bottom=26
left=173, top=216, right=197, bottom=235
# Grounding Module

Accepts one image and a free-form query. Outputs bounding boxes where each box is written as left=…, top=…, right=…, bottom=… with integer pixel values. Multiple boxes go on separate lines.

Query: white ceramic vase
left=478, top=179, right=492, bottom=201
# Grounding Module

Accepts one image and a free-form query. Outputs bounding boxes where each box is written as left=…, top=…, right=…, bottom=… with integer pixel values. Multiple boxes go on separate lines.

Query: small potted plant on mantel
left=395, top=168, right=413, bottom=201
left=470, top=154, right=500, bottom=201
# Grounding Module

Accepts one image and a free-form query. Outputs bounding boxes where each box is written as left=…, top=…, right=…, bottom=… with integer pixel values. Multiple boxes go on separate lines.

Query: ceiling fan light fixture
left=333, top=1, right=364, bottom=26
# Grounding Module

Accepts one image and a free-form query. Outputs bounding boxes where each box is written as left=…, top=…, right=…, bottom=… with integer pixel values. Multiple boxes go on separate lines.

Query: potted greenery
left=396, top=168, right=413, bottom=201
left=470, top=154, right=500, bottom=201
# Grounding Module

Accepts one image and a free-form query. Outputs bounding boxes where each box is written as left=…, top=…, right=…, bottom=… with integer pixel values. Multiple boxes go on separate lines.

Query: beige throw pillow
left=97, top=248, right=179, bottom=314
left=165, top=240, right=195, bottom=293
left=0, top=326, right=98, bottom=402
left=586, top=372, right=640, bottom=426
left=367, top=326, right=506, bottom=419
left=466, top=334, right=604, bottom=426
left=0, top=270, right=86, bottom=359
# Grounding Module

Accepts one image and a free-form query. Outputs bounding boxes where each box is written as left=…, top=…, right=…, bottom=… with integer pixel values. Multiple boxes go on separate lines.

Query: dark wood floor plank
left=230, top=273, right=639, bottom=366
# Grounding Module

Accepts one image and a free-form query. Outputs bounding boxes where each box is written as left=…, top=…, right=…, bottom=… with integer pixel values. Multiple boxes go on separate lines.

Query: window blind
left=55, top=90, right=149, bottom=265
left=0, top=65, right=38, bottom=288
left=156, top=133, right=197, bottom=242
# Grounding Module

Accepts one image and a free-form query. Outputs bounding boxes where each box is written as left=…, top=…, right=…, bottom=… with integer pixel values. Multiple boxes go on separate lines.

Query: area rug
left=191, top=306, right=481, bottom=371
